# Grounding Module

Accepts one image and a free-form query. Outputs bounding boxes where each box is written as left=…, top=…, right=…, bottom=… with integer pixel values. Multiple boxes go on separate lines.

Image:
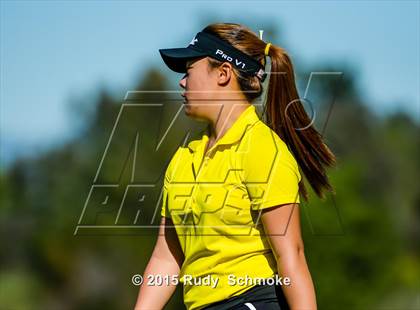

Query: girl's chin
left=183, top=104, right=192, bottom=114
left=183, top=105, right=204, bottom=120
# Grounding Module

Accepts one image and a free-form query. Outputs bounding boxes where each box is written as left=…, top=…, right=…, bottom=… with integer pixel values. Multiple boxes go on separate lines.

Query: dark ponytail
left=264, top=44, right=336, bottom=201
left=203, top=23, right=336, bottom=202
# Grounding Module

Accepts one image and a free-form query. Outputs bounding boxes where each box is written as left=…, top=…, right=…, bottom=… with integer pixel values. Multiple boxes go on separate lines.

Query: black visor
left=159, top=31, right=266, bottom=82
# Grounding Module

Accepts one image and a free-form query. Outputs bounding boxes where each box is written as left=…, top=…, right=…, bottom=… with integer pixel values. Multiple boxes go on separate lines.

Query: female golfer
left=135, top=23, right=336, bottom=310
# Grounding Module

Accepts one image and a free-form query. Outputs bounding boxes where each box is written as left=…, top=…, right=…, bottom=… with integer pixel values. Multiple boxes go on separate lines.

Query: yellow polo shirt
left=160, top=104, right=301, bottom=310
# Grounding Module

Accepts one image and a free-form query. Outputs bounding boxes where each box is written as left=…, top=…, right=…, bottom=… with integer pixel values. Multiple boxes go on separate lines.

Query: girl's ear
left=216, top=62, right=233, bottom=86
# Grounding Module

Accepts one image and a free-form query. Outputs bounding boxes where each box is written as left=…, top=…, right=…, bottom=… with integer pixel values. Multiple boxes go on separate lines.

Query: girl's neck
left=206, top=103, right=251, bottom=143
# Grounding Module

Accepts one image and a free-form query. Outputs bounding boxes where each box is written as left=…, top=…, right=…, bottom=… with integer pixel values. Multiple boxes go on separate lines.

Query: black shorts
left=201, top=284, right=290, bottom=310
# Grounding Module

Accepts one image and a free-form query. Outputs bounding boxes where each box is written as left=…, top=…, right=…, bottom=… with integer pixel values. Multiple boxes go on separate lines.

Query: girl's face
left=179, top=57, right=221, bottom=122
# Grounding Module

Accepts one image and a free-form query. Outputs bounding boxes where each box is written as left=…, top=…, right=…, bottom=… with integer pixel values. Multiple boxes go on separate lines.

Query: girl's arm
left=134, top=217, right=184, bottom=310
left=260, top=203, right=317, bottom=310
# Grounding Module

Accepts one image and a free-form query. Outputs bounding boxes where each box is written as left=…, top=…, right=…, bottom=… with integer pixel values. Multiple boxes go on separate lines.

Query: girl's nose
left=179, top=74, right=187, bottom=88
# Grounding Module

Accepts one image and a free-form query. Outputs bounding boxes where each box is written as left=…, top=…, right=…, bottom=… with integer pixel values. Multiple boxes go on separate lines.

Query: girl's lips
left=181, top=93, right=188, bottom=103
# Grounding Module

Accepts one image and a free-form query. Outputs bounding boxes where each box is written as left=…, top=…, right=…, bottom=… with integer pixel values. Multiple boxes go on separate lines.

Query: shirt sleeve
left=241, top=127, right=301, bottom=211
left=160, top=160, right=172, bottom=218
left=160, top=148, right=181, bottom=218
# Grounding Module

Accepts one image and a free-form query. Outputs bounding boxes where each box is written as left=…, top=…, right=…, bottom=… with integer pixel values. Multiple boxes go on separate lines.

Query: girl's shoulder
left=243, top=119, right=291, bottom=154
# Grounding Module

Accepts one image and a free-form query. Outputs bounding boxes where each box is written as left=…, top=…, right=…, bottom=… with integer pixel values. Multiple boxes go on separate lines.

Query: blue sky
left=1, top=0, right=419, bottom=166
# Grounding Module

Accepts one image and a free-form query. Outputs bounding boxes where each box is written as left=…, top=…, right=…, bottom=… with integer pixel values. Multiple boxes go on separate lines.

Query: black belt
left=201, top=283, right=289, bottom=310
